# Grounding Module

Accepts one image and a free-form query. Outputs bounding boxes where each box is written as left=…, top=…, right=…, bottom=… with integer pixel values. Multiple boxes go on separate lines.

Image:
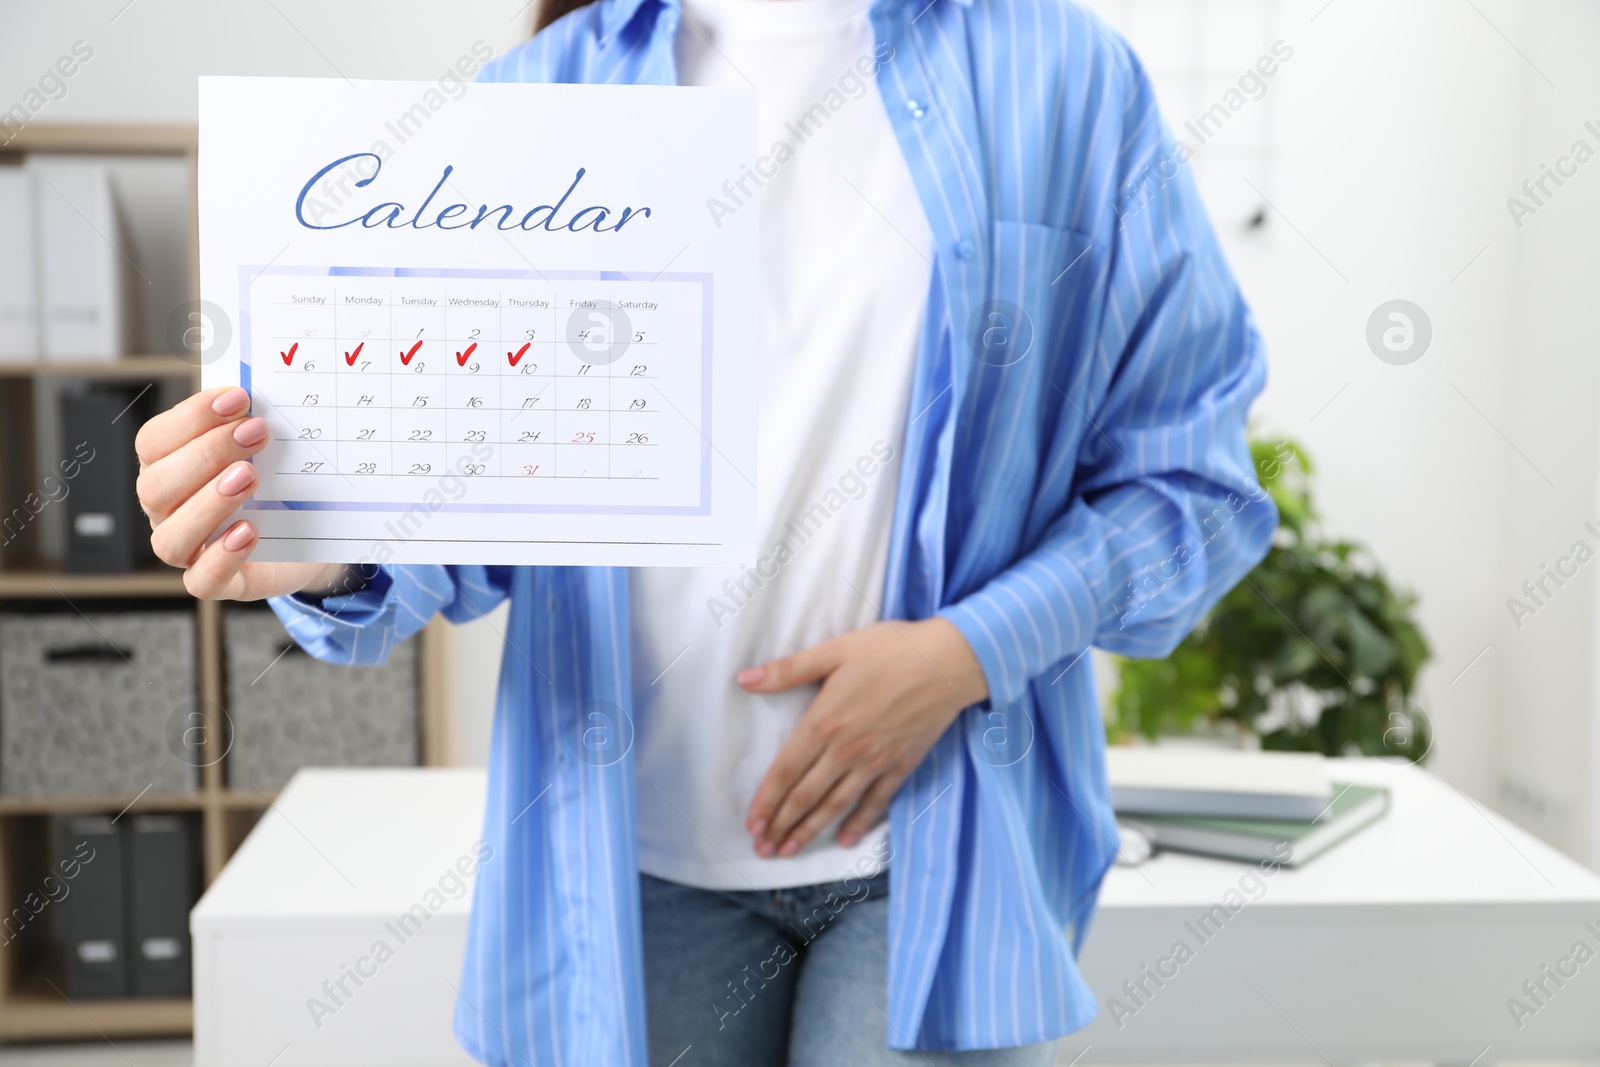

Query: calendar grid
left=237, top=265, right=716, bottom=517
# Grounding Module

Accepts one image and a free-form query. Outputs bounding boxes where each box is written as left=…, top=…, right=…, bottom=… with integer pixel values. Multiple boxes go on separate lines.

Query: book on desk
left=1107, top=747, right=1391, bottom=866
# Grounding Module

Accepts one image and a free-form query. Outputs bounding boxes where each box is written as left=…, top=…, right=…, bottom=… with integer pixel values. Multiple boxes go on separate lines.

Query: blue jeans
left=641, top=872, right=1061, bottom=1067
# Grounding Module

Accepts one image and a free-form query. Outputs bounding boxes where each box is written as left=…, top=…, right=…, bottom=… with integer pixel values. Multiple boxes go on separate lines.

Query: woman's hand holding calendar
left=737, top=617, right=989, bottom=857
left=135, top=386, right=346, bottom=601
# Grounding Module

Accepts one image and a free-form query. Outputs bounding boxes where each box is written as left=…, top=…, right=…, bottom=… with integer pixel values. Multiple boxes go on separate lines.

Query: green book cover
left=1128, top=783, right=1390, bottom=866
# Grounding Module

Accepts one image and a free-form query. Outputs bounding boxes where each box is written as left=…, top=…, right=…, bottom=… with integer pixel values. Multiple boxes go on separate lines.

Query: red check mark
left=508, top=342, right=530, bottom=367
left=455, top=342, right=477, bottom=367
left=280, top=342, right=298, bottom=366
left=400, top=340, right=422, bottom=365
left=343, top=341, right=364, bottom=366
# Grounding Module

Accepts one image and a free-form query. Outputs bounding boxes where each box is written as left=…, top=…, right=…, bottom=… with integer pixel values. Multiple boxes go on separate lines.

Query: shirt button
left=906, top=99, right=926, bottom=119
left=956, top=239, right=976, bottom=260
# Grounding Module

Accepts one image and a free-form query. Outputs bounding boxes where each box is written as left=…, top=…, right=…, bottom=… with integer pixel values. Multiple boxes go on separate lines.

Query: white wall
left=0, top=0, right=534, bottom=124
left=1498, top=0, right=1600, bottom=863
left=1230, top=0, right=1525, bottom=805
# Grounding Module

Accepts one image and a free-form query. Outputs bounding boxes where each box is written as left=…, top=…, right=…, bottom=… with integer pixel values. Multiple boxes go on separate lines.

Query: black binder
left=60, top=384, right=155, bottom=573
left=52, top=814, right=125, bottom=998
left=124, top=813, right=198, bottom=996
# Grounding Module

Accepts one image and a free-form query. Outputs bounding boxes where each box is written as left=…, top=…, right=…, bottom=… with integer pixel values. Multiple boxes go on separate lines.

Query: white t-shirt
left=628, top=0, right=934, bottom=890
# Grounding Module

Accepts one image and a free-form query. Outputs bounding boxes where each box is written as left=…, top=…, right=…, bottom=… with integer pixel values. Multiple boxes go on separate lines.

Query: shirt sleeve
left=938, top=57, right=1278, bottom=708
left=269, top=564, right=512, bottom=666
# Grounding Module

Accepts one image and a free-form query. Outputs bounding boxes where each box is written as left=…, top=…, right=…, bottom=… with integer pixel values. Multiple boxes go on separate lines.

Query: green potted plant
left=1106, top=436, right=1432, bottom=761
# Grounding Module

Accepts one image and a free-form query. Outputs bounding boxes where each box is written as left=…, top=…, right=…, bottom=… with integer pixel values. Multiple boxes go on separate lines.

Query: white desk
left=192, top=769, right=485, bottom=1067
left=192, top=761, right=1600, bottom=1066
left=1077, top=758, right=1600, bottom=1063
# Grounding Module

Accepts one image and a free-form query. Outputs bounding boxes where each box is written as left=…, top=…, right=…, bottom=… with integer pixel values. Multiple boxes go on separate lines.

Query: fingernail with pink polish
left=233, top=417, right=268, bottom=447
left=217, top=462, right=255, bottom=497
left=750, top=818, right=768, bottom=838
left=222, top=521, right=255, bottom=552
left=212, top=388, right=249, bottom=417
left=736, top=666, right=765, bottom=686
left=778, top=839, right=800, bottom=858
left=755, top=840, right=775, bottom=858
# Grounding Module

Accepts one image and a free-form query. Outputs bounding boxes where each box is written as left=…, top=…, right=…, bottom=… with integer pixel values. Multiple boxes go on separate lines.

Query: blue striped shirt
left=270, top=0, right=1276, bottom=1060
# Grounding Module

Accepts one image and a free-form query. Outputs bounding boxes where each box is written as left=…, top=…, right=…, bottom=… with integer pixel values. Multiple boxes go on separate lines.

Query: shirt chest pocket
left=973, top=221, right=1101, bottom=373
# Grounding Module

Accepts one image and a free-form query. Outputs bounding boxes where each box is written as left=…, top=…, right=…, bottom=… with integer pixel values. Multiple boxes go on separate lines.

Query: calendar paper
left=199, top=77, right=757, bottom=567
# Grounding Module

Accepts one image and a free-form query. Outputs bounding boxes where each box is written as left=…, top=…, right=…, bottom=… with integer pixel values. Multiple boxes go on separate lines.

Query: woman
left=135, top=0, right=1276, bottom=1062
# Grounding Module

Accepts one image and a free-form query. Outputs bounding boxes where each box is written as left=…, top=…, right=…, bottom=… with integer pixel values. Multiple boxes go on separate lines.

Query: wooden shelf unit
left=0, top=124, right=456, bottom=1043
